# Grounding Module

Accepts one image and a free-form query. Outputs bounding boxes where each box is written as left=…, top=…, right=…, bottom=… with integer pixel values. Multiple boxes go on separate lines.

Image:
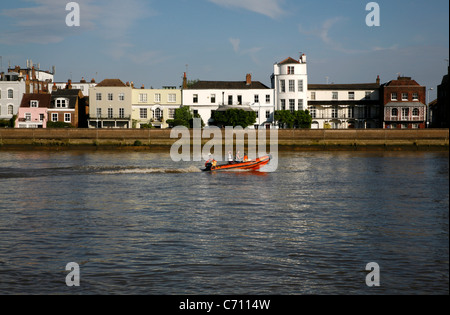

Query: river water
left=0, top=149, right=448, bottom=295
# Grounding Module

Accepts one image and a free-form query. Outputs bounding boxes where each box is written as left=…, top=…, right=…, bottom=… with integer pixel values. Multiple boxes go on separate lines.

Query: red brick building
left=381, top=76, right=427, bottom=129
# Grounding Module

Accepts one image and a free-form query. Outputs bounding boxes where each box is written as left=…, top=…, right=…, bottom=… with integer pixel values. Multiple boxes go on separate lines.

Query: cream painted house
left=88, top=79, right=132, bottom=128
left=131, top=87, right=181, bottom=128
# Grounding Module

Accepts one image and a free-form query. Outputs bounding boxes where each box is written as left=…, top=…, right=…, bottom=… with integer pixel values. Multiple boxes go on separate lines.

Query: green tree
left=274, top=110, right=294, bottom=128
left=275, top=110, right=312, bottom=129
left=167, top=106, right=204, bottom=128
left=212, top=109, right=256, bottom=128
left=294, top=110, right=312, bottom=128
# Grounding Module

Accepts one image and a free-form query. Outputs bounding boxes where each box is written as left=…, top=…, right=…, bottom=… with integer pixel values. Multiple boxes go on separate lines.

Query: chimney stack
left=182, top=72, right=187, bottom=89
left=246, top=73, right=252, bottom=85
left=376, top=75, right=380, bottom=85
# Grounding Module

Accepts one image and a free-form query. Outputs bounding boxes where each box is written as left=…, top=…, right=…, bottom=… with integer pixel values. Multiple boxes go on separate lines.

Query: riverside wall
left=0, top=128, right=448, bottom=151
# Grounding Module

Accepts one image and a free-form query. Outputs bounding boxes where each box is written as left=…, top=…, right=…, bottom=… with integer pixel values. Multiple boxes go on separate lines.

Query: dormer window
left=56, top=98, right=68, bottom=108
left=30, top=100, right=39, bottom=108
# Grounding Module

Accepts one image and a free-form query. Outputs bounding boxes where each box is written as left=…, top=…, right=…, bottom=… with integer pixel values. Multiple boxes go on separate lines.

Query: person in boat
left=205, top=153, right=217, bottom=169
left=228, top=151, right=234, bottom=164
left=243, top=153, right=248, bottom=162
left=235, top=151, right=242, bottom=162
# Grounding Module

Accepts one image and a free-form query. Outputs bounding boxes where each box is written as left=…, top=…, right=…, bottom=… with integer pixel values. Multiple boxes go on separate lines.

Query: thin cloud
left=0, top=0, right=156, bottom=61
left=229, top=37, right=262, bottom=64
left=299, top=17, right=398, bottom=55
left=229, top=38, right=241, bottom=53
left=208, top=0, right=286, bottom=19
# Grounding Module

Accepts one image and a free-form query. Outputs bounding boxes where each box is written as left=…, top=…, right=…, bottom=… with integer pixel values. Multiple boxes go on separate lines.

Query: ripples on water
left=0, top=150, right=448, bottom=295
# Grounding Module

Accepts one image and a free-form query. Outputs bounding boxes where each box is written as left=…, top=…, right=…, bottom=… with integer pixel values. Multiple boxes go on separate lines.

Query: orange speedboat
left=203, top=155, right=272, bottom=172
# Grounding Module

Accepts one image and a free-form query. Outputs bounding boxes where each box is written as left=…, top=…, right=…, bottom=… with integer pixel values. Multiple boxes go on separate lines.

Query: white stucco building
left=271, top=55, right=308, bottom=112
left=182, top=74, right=275, bottom=129
left=0, top=72, right=27, bottom=120
left=307, top=78, right=382, bottom=129
left=53, top=78, right=97, bottom=96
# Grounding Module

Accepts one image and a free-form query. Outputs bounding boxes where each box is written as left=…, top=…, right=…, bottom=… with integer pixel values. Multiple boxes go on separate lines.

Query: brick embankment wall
left=0, top=129, right=448, bottom=150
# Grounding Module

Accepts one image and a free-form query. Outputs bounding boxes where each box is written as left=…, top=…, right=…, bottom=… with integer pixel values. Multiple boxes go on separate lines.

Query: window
left=139, top=93, right=147, bottom=103
left=96, top=93, right=102, bottom=101
left=280, top=80, right=285, bottom=93
left=412, top=93, right=419, bottom=101
left=287, top=66, right=295, bottom=74
left=56, top=99, right=67, bottom=108
left=332, top=107, right=338, bottom=118
left=391, top=108, right=398, bottom=117
left=193, top=94, right=198, bottom=103
left=254, top=94, right=259, bottom=103
left=119, top=108, right=124, bottom=119
left=108, top=108, right=113, bottom=119
left=168, top=94, right=176, bottom=103
left=108, top=93, right=113, bottom=101
left=119, top=93, right=125, bottom=101
left=332, top=92, right=338, bottom=100
left=289, top=80, right=295, bottom=92
left=298, top=99, right=303, bottom=109
left=140, top=108, right=147, bottom=119
left=311, top=92, right=316, bottom=100
left=168, top=109, right=175, bottom=119
left=211, top=94, right=216, bottom=103
left=25, top=113, right=31, bottom=121
left=402, top=108, right=409, bottom=120
left=266, top=111, right=270, bottom=119
left=64, top=113, right=71, bottom=123
left=348, top=92, right=355, bottom=100
left=237, top=95, right=242, bottom=105
left=402, top=93, right=408, bottom=101
left=391, top=93, right=398, bottom=101
left=266, top=95, right=271, bottom=104
left=154, top=108, right=162, bottom=120
left=256, top=111, right=259, bottom=118
left=96, top=108, right=102, bottom=118
left=8, top=105, right=13, bottom=115
left=31, top=100, right=39, bottom=108
left=281, top=99, right=286, bottom=110
left=52, top=113, right=58, bottom=122
left=228, top=95, right=233, bottom=105
left=298, top=80, right=304, bottom=92
left=155, top=94, right=161, bottom=103
left=39, top=114, right=44, bottom=122
left=348, top=106, right=355, bottom=118
left=289, top=99, right=295, bottom=112
left=8, top=89, right=13, bottom=99
left=412, top=108, right=419, bottom=116
left=309, top=106, right=317, bottom=118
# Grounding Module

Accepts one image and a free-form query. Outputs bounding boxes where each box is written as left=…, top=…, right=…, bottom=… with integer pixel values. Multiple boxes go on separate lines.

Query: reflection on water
left=0, top=150, right=448, bottom=294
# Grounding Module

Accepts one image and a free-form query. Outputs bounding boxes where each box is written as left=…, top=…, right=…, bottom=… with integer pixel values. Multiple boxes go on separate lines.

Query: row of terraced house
left=1, top=54, right=448, bottom=129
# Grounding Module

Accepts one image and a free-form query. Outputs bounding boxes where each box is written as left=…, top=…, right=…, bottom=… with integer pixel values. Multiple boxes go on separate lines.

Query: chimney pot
left=246, top=73, right=252, bottom=85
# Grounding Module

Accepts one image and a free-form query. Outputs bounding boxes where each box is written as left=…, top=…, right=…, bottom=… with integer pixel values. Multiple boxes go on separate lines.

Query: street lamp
left=427, top=88, right=434, bottom=128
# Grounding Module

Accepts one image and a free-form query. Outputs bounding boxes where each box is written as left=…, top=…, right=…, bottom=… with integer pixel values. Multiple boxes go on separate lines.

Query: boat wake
left=97, top=165, right=202, bottom=175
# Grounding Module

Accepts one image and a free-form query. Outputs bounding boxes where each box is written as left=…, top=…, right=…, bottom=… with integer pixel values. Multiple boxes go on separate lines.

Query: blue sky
left=0, top=0, right=448, bottom=99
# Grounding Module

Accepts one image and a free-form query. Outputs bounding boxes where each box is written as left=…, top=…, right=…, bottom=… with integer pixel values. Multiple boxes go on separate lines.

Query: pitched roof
left=20, top=94, right=52, bottom=108
left=308, top=83, right=380, bottom=90
left=96, top=79, right=127, bottom=87
left=50, top=89, right=83, bottom=109
left=189, top=80, right=270, bottom=90
left=278, top=57, right=300, bottom=65
left=383, top=77, right=421, bottom=87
